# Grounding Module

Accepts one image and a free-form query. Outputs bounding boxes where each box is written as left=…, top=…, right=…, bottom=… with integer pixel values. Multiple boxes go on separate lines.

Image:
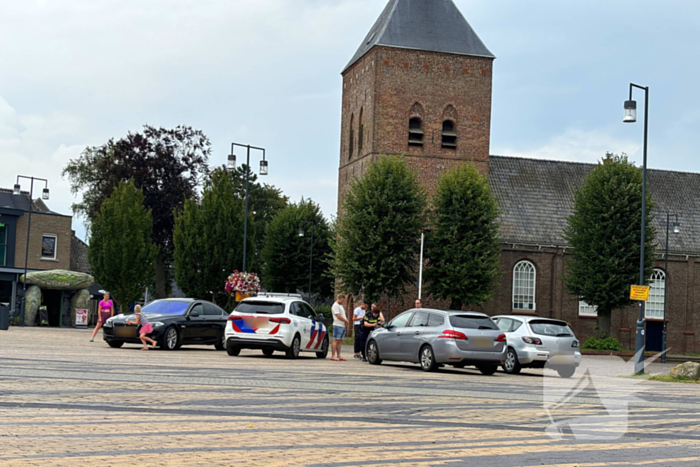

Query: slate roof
left=489, top=156, right=700, bottom=255
left=70, top=234, right=91, bottom=274
left=344, top=0, right=494, bottom=73
left=0, top=189, right=31, bottom=211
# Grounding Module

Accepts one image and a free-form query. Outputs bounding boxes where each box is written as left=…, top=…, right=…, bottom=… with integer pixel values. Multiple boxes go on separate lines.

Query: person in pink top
left=90, top=292, right=115, bottom=342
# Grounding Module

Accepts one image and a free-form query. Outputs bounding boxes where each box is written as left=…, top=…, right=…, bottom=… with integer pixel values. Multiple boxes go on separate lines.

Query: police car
left=224, top=293, right=329, bottom=359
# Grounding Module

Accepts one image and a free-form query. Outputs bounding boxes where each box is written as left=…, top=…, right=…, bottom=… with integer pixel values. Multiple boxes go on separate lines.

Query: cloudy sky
left=1, top=0, right=698, bottom=241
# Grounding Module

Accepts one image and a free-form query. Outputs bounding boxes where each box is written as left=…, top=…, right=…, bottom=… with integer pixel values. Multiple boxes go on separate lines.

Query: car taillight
left=496, top=334, right=507, bottom=342
left=228, top=315, right=242, bottom=321
left=269, top=317, right=291, bottom=324
left=522, top=336, right=542, bottom=345
left=572, top=340, right=579, bottom=348
left=439, top=330, right=467, bottom=340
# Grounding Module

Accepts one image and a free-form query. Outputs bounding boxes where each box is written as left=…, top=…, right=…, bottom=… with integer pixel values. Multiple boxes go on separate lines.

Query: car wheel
left=162, top=326, right=180, bottom=351
left=262, top=349, right=275, bottom=357
left=366, top=340, right=382, bottom=365
left=226, top=345, right=241, bottom=356
left=316, top=337, right=329, bottom=359
left=106, top=340, right=123, bottom=348
left=215, top=333, right=226, bottom=351
left=503, top=348, right=522, bottom=374
left=557, top=366, right=576, bottom=378
left=286, top=335, right=301, bottom=359
left=478, top=364, right=498, bottom=376
left=419, top=345, right=438, bottom=372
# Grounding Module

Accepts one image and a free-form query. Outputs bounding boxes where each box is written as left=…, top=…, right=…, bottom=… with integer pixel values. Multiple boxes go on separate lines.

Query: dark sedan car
left=102, top=299, right=229, bottom=350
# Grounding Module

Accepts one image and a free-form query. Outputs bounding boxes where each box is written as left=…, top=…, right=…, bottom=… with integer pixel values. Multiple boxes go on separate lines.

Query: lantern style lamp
left=259, top=160, right=269, bottom=176
left=298, top=227, right=305, bottom=237
left=623, top=100, right=637, bottom=123
left=42, top=187, right=50, bottom=200
left=13, top=184, right=21, bottom=195
left=227, top=152, right=236, bottom=170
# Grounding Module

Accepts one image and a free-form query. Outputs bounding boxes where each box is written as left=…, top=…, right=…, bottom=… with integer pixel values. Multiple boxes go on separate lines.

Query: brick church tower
left=338, top=0, right=495, bottom=209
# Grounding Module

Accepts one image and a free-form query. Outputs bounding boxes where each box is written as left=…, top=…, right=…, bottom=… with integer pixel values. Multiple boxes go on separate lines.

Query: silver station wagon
left=365, top=309, right=507, bottom=375
left=492, top=315, right=582, bottom=378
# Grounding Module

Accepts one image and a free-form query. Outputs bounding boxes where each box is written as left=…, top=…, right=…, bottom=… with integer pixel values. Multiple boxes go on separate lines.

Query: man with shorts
left=353, top=301, right=368, bottom=359
left=331, top=295, right=349, bottom=361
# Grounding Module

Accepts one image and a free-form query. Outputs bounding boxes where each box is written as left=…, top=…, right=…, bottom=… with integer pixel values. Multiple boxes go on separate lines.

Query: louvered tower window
left=408, top=117, right=424, bottom=146
left=442, top=120, right=457, bottom=149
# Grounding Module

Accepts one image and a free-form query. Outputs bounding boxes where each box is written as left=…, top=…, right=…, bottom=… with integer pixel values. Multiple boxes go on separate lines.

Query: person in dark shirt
left=360, top=304, right=383, bottom=362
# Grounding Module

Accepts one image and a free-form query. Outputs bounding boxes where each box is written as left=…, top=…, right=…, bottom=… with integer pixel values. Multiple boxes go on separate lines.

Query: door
left=646, top=321, right=663, bottom=352
left=203, top=302, right=225, bottom=342
left=181, top=303, right=206, bottom=343
left=301, top=303, right=324, bottom=350
left=290, top=302, right=313, bottom=348
left=380, top=311, right=413, bottom=359
left=400, top=311, right=430, bottom=361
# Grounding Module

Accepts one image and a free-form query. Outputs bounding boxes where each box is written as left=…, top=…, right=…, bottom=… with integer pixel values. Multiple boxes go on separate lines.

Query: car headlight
left=104, top=318, right=114, bottom=326
left=152, top=322, right=164, bottom=328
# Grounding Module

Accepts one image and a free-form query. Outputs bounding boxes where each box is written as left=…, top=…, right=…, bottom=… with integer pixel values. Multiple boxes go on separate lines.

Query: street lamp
left=13, top=175, right=49, bottom=326
left=623, top=82, right=649, bottom=375
left=298, top=222, right=315, bottom=299
left=228, top=143, right=268, bottom=272
left=661, top=213, right=680, bottom=363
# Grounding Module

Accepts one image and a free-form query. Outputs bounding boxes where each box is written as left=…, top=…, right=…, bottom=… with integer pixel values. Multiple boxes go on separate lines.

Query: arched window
left=442, top=120, right=457, bottom=149
left=358, top=108, right=364, bottom=155
left=646, top=269, right=666, bottom=319
left=349, top=113, right=355, bottom=159
left=513, top=261, right=536, bottom=311
left=408, top=117, right=424, bottom=146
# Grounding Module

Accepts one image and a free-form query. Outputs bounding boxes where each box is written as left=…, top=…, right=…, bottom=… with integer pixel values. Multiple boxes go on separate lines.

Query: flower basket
left=225, top=270, right=262, bottom=300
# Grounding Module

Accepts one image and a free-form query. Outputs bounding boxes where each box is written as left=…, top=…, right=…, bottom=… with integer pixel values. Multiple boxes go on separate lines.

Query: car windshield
left=235, top=301, right=285, bottom=315
left=142, top=300, right=190, bottom=315
left=449, top=315, right=499, bottom=330
left=529, top=320, right=573, bottom=337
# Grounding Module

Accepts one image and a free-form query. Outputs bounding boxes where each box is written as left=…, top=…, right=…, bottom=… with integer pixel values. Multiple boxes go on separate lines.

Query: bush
left=314, top=304, right=333, bottom=319
left=582, top=336, right=622, bottom=351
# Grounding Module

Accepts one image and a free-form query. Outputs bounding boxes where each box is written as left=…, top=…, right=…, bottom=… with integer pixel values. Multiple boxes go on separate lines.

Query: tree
left=332, top=156, right=426, bottom=306
left=564, top=153, right=655, bottom=337
left=173, top=168, right=247, bottom=306
left=88, top=181, right=159, bottom=313
left=261, top=199, right=333, bottom=298
left=425, top=164, right=500, bottom=310
left=63, top=125, right=211, bottom=298
left=227, top=164, right=289, bottom=272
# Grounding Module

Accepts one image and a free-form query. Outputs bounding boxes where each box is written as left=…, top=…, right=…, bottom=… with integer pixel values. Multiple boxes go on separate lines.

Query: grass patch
left=649, top=375, right=700, bottom=384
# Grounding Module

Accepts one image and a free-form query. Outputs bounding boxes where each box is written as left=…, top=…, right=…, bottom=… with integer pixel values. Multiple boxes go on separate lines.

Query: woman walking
left=128, top=305, right=156, bottom=350
left=90, top=292, right=114, bottom=342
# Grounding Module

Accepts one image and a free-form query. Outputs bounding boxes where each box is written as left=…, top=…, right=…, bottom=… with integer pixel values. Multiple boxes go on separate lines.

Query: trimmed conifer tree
left=88, top=181, right=159, bottom=313
left=564, top=153, right=655, bottom=337
left=425, top=164, right=500, bottom=310
left=332, top=156, right=426, bottom=306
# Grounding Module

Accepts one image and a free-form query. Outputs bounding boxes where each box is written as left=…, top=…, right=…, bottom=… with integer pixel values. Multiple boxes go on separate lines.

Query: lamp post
left=228, top=143, right=268, bottom=272
left=661, top=213, right=680, bottom=363
left=13, top=176, right=50, bottom=326
left=623, top=82, right=649, bottom=375
left=418, top=231, right=426, bottom=300
left=298, top=222, right=315, bottom=299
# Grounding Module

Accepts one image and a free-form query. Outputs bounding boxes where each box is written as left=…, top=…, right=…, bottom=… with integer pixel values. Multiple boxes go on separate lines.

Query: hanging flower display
left=225, top=270, right=262, bottom=297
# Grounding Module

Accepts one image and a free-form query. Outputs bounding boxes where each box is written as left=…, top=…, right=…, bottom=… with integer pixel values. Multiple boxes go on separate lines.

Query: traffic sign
left=630, top=285, right=650, bottom=301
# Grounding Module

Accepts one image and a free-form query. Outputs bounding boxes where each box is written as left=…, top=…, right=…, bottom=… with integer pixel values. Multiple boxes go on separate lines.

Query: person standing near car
left=127, top=305, right=157, bottom=350
left=352, top=302, right=367, bottom=359
left=331, top=295, right=349, bottom=361
left=361, top=304, right=383, bottom=362
left=90, top=292, right=114, bottom=342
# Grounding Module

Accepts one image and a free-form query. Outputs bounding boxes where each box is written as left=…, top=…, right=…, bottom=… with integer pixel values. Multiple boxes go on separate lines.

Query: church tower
left=338, top=0, right=495, bottom=208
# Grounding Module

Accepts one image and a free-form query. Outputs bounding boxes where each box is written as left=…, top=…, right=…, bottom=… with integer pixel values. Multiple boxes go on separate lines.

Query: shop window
left=41, top=234, right=57, bottom=260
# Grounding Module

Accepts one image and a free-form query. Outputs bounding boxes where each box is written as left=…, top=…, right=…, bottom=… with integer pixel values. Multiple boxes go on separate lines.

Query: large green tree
left=173, top=168, right=247, bottom=306
left=261, top=199, right=333, bottom=298
left=332, top=156, right=426, bottom=306
left=425, top=164, right=500, bottom=310
left=63, top=125, right=211, bottom=298
left=228, top=164, right=289, bottom=272
left=88, top=181, right=159, bottom=313
left=564, top=153, right=655, bottom=337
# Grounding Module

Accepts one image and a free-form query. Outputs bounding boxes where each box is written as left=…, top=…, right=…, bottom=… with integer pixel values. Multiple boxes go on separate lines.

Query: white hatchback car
left=224, top=293, right=329, bottom=359
left=491, top=315, right=582, bottom=378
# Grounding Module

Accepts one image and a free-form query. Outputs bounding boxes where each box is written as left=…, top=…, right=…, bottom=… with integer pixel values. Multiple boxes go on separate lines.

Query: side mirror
left=382, top=322, right=390, bottom=329
left=189, top=310, right=200, bottom=318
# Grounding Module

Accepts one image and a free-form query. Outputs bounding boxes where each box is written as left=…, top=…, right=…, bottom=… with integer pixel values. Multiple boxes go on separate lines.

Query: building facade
left=337, top=0, right=700, bottom=353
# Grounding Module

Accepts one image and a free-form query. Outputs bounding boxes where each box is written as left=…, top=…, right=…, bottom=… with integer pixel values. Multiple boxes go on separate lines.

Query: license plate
left=472, top=337, right=491, bottom=347
left=114, top=327, right=135, bottom=338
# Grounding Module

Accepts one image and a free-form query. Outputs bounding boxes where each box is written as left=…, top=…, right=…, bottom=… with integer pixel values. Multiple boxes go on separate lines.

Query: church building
left=337, top=0, right=700, bottom=354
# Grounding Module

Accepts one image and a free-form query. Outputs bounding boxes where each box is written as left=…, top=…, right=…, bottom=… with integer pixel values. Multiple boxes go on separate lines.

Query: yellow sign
left=630, top=285, right=650, bottom=301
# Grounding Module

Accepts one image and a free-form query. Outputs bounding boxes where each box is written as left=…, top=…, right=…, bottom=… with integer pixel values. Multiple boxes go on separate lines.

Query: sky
left=1, top=0, right=699, bottom=241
